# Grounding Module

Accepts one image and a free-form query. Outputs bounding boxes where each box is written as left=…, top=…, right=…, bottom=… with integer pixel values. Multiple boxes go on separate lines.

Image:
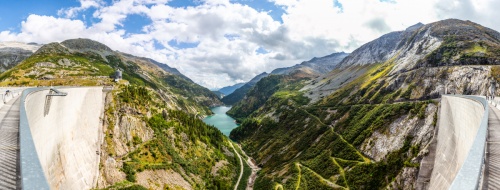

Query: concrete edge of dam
left=449, top=96, right=488, bottom=190
left=428, top=95, right=488, bottom=190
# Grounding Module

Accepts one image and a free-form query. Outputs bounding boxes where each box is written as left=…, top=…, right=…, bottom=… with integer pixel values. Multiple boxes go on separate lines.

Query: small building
left=114, top=70, right=122, bottom=82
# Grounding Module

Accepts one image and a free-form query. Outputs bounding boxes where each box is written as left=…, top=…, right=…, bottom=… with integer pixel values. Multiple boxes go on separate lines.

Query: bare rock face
left=102, top=157, right=126, bottom=185
left=361, top=115, right=419, bottom=161
left=388, top=167, right=420, bottom=190
left=136, top=170, right=193, bottom=190
left=35, top=62, right=57, bottom=68
left=0, top=42, right=40, bottom=72
left=361, top=104, right=437, bottom=162
left=57, top=58, right=75, bottom=67
left=271, top=52, right=349, bottom=76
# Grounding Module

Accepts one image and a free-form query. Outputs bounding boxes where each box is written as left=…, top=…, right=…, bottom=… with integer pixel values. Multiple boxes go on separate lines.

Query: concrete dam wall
left=428, top=96, right=486, bottom=189
left=24, top=87, right=104, bottom=189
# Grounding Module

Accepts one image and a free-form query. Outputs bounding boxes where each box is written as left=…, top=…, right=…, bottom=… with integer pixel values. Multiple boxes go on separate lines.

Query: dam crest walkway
left=484, top=102, right=500, bottom=189
left=0, top=95, right=21, bottom=190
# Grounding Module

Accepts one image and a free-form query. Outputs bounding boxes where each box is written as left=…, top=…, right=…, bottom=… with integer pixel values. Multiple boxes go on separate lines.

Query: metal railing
left=448, top=95, right=488, bottom=190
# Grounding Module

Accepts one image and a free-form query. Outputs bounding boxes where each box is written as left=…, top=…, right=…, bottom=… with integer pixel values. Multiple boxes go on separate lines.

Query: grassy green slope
left=0, top=40, right=221, bottom=115
left=230, top=62, right=435, bottom=189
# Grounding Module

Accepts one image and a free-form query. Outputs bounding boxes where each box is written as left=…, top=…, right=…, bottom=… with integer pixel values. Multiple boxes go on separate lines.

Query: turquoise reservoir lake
left=203, top=106, right=239, bottom=136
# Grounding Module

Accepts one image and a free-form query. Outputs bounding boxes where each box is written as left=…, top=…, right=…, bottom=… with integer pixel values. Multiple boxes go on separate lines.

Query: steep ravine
left=202, top=106, right=260, bottom=190
left=95, top=85, right=241, bottom=189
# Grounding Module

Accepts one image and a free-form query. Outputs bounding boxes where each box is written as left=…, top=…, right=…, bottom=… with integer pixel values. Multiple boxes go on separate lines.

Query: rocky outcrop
left=271, top=52, right=349, bottom=75
left=136, top=170, right=192, bottom=190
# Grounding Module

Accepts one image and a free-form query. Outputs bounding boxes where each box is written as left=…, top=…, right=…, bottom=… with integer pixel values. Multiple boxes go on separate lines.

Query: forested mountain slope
left=229, top=19, right=500, bottom=189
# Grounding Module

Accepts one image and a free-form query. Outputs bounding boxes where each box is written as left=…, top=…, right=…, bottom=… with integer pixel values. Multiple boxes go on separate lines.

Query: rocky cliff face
left=271, top=52, right=349, bottom=75
left=223, top=52, right=349, bottom=105
left=96, top=87, right=240, bottom=189
left=338, top=19, right=500, bottom=72
left=229, top=19, right=500, bottom=189
left=0, top=42, right=40, bottom=72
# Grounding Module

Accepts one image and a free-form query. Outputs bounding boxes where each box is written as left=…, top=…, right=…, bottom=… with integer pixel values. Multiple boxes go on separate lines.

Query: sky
left=1, top=0, right=499, bottom=90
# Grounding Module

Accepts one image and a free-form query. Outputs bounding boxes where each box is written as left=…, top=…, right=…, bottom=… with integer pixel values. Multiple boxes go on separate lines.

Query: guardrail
left=19, top=88, right=50, bottom=189
left=448, top=95, right=488, bottom=190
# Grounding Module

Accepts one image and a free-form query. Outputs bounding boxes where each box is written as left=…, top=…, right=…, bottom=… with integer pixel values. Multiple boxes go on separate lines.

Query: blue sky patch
left=231, top=0, right=284, bottom=23
left=379, top=0, right=397, bottom=3
left=334, top=0, right=343, bottom=12
left=0, top=0, right=78, bottom=32
left=256, top=47, right=269, bottom=54
left=168, top=0, right=200, bottom=8
left=119, top=14, right=151, bottom=34
left=168, top=40, right=200, bottom=49
left=78, top=8, right=101, bottom=27
left=153, top=40, right=165, bottom=49
left=224, top=34, right=240, bottom=41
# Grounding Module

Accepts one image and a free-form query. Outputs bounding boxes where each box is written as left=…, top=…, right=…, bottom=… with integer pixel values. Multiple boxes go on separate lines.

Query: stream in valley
left=203, top=106, right=260, bottom=189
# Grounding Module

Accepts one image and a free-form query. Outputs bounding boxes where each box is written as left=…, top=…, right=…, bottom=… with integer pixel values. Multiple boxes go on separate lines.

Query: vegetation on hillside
left=101, top=82, right=241, bottom=189
left=221, top=83, right=253, bottom=105
left=227, top=74, right=311, bottom=121
left=0, top=39, right=239, bottom=189
left=229, top=52, right=439, bottom=189
left=0, top=39, right=220, bottom=115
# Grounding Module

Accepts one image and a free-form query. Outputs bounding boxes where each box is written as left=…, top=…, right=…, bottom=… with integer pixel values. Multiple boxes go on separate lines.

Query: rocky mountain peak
left=405, top=22, right=424, bottom=32
left=249, top=72, right=269, bottom=84
left=271, top=52, right=349, bottom=76
left=338, top=19, right=500, bottom=74
left=34, top=42, right=72, bottom=55
left=0, top=41, right=41, bottom=72
left=61, top=38, right=113, bottom=54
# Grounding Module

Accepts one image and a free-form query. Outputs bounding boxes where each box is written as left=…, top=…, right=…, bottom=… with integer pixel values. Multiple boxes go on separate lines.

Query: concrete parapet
left=23, top=87, right=104, bottom=189
left=429, top=95, right=487, bottom=190
left=0, top=87, right=24, bottom=108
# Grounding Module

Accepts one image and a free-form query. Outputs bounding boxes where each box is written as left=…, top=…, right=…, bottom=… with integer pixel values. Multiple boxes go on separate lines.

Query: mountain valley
left=2, top=18, right=500, bottom=190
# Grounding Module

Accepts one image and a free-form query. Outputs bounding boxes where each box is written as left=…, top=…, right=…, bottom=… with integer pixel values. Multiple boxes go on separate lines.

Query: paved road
left=0, top=95, right=21, bottom=190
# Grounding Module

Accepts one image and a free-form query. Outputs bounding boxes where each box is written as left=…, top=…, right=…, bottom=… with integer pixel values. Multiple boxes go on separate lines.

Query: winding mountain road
left=230, top=143, right=244, bottom=190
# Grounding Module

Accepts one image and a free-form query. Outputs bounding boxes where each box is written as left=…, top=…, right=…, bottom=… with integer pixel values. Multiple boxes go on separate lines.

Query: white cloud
left=434, top=0, right=500, bottom=31
left=58, top=0, right=104, bottom=18
left=16, top=15, right=87, bottom=43
left=1, top=0, right=500, bottom=89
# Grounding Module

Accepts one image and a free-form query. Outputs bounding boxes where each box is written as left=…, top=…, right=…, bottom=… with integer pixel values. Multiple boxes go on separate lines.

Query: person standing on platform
left=490, top=77, right=497, bottom=100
